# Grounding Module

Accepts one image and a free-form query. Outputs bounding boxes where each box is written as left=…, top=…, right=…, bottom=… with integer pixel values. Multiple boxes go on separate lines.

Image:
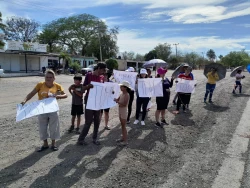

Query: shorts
left=71, top=104, right=84, bottom=116
left=119, top=107, right=127, bottom=120
left=100, top=108, right=110, bottom=113
left=156, top=91, right=170, bottom=110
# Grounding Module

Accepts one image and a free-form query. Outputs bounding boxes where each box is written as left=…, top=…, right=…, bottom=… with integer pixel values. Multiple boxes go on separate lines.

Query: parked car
left=81, top=64, right=96, bottom=75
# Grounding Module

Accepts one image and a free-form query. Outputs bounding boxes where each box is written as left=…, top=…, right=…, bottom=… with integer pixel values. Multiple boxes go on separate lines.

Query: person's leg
left=204, top=83, right=210, bottom=102
left=173, top=93, right=178, bottom=104
left=209, top=84, right=216, bottom=102
left=38, top=114, right=49, bottom=148
left=78, top=109, right=93, bottom=144
left=104, top=110, right=111, bottom=130
left=161, top=110, right=166, bottom=121
left=120, top=118, right=128, bottom=144
left=141, top=98, right=150, bottom=121
left=135, top=98, right=142, bottom=120
left=127, top=90, right=134, bottom=122
left=239, top=82, right=242, bottom=93
left=176, top=94, right=181, bottom=112
left=48, top=112, right=60, bottom=150
left=93, top=110, right=101, bottom=144
left=233, top=81, right=238, bottom=93
left=76, top=115, right=81, bottom=128
left=155, top=110, right=160, bottom=123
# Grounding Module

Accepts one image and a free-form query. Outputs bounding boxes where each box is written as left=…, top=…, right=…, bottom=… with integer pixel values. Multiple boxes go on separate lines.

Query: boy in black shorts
left=68, top=74, right=85, bottom=134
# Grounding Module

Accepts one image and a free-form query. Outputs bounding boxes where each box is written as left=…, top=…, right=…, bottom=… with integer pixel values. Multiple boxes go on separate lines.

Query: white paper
left=138, top=78, right=163, bottom=97
left=175, top=78, right=197, bottom=93
left=113, top=70, right=138, bottom=90
left=16, top=97, right=59, bottom=122
left=86, top=82, right=120, bottom=110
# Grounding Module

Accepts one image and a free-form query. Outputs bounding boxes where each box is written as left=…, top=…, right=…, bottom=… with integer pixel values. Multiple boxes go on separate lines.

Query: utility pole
left=173, top=43, right=179, bottom=58
left=97, top=21, right=103, bottom=62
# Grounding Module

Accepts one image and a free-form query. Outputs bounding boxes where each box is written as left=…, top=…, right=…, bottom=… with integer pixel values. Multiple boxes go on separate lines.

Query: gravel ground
left=0, top=70, right=250, bottom=188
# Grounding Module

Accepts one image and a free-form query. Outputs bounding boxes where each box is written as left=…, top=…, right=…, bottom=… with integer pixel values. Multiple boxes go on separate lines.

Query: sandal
left=51, top=146, right=58, bottom=151
left=93, top=140, right=101, bottom=145
left=105, top=126, right=111, bottom=130
left=37, top=146, right=49, bottom=152
left=116, top=138, right=124, bottom=143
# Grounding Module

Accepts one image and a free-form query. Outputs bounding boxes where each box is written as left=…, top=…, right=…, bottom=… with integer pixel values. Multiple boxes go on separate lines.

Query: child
left=134, top=68, right=150, bottom=126
left=114, top=81, right=130, bottom=146
left=68, top=74, right=85, bottom=134
left=232, top=70, right=245, bottom=94
left=204, top=68, right=219, bottom=103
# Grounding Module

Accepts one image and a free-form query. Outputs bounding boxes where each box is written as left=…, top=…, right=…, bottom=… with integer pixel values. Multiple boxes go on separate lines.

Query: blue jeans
left=204, top=83, right=216, bottom=101
left=233, top=81, right=242, bottom=93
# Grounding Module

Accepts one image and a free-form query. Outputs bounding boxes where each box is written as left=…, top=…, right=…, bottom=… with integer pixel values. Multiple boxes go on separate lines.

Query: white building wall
left=40, top=56, right=48, bottom=70
left=10, top=55, right=20, bottom=71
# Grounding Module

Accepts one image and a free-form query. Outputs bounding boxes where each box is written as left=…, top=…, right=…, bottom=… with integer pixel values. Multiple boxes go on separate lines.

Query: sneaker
left=232, top=91, right=236, bottom=94
left=68, top=125, right=74, bottom=133
left=77, top=141, right=88, bottom=146
left=93, top=140, right=101, bottom=145
left=127, top=120, right=130, bottom=124
left=105, top=126, right=111, bottom=130
left=155, top=122, right=163, bottom=128
left=141, top=121, right=145, bottom=125
left=118, top=141, right=128, bottom=146
left=161, top=119, right=168, bottom=125
left=134, top=120, right=139, bottom=125
left=204, top=100, right=207, bottom=103
left=116, top=138, right=123, bottom=143
left=209, top=100, right=213, bottom=103
left=186, top=104, right=189, bottom=109
left=75, top=127, right=81, bottom=134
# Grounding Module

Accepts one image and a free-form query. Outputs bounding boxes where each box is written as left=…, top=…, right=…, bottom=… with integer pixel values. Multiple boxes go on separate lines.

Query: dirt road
left=1, top=70, right=250, bottom=188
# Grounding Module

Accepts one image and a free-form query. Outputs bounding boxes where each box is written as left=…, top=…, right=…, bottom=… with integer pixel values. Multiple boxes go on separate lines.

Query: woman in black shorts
left=155, top=67, right=174, bottom=128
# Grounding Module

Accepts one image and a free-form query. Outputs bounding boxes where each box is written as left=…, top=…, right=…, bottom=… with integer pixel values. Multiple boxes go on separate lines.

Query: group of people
left=21, top=62, right=246, bottom=152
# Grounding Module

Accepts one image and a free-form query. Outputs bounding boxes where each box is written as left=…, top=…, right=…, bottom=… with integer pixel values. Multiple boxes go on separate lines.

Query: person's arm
left=68, top=85, right=74, bottom=95
left=21, top=88, right=38, bottom=105
left=56, top=91, right=67, bottom=99
left=169, top=78, right=174, bottom=88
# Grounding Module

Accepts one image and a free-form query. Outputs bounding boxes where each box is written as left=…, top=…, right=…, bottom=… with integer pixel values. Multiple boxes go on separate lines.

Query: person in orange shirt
left=21, top=70, right=67, bottom=152
left=204, top=68, right=219, bottom=103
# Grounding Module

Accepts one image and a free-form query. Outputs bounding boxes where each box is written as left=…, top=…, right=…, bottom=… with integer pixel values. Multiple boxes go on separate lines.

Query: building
left=71, top=55, right=98, bottom=68
left=115, top=59, right=145, bottom=71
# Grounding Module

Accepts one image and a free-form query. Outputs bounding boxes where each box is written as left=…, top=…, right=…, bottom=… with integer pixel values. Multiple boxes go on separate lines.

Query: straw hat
left=119, top=81, right=131, bottom=89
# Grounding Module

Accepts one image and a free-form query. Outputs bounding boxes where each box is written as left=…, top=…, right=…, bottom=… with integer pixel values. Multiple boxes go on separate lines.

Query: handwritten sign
left=16, top=98, right=59, bottom=122
left=86, top=82, right=120, bottom=110
left=113, top=70, right=138, bottom=90
left=138, top=78, right=163, bottom=97
left=175, top=78, right=197, bottom=93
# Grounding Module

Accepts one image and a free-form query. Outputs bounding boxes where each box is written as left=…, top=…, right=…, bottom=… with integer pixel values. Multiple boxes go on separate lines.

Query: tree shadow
left=29, top=121, right=167, bottom=188
left=0, top=131, right=80, bottom=187
left=170, top=110, right=196, bottom=127
left=233, top=94, right=250, bottom=97
left=203, top=103, right=230, bottom=112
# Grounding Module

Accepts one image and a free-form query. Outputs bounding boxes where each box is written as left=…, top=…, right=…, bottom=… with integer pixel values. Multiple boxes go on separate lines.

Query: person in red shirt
left=173, top=67, right=193, bottom=114
left=77, top=63, right=106, bottom=146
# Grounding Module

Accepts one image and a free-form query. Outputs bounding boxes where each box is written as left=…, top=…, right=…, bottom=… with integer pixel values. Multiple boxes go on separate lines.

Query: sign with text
left=16, top=98, right=59, bottom=122
left=7, top=41, right=47, bottom=52
left=138, top=78, right=163, bottom=97
left=113, top=70, right=138, bottom=90
left=86, top=82, right=120, bottom=110
left=175, top=78, right=197, bottom=93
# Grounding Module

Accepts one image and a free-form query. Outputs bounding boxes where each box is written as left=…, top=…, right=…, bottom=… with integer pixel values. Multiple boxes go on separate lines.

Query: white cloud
left=117, top=29, right=249, bottom=54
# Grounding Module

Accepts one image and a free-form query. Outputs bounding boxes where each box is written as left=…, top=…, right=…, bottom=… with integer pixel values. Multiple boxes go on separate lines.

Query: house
left=70, top=55, right=98, bottom=68
left=115, top=59, right=145, bottom=71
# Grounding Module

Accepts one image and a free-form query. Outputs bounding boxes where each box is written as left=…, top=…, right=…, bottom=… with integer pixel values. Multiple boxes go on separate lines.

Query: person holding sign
left=155, top=67, right=174, bottom=128
left=77, top=63, right=106, bottom=146
left=173, top=67, right=193, bottom=114
left=114, top=81, right=131, bottom=146
left=134, top=68, right=150, bottom=126
left=21, top=70, right=67, bottom=152
left=204, top=68, right=219, bottom=103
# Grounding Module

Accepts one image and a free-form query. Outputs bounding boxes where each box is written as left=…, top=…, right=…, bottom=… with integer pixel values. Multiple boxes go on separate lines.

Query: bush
left=69, top=62, right=81, bottom=72
left=105, top=58, right=118, bottom=71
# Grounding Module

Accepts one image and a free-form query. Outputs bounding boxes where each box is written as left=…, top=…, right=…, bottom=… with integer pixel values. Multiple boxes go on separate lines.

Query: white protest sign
left=113, top=70, right=138, bottom=90
left=138, top=78, right=163, bottom=97
left=16, top=98, right=59, bottom=122
left=175, top=78, right=197, bottom=93
left=86, top=82, right=120, bottom=110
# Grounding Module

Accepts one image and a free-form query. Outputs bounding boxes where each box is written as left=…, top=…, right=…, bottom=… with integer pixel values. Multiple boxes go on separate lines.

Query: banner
left=113, top=70, right=138, bottom=90
left=138, top=78, right=163, bottom=97
left=86, top=82, right=120, bottom=110
left=16, top=98, right=59, bottom=122
left=7, top=41, right=47, bottom=52
left=175, top=78, right=197, bottom=93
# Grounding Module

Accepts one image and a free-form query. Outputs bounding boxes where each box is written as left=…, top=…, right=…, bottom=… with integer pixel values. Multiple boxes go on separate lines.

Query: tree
left=59, top=52, right=72, bottom=73
left=154, top=43, right=172, bottom=62
left=168, top=56, right=178, bottom=69
left=0, top=12, right=6, bottom=48
left=135, top=53, right=144, bottom=61
left=122, top=51, right=128, bottom=60
left=4, top=16, right=40, bottom=42
left=105, top=58, right=118, bottom=71
left=218, top=55, right=223, bottom=60
left=206, top=49, right=216, bottom=62
left=221, top=50, right=250, bottom=68
left=126, top=51, right=135, bottom=60
left=38, top=28, right=59, bottom=52
left=144, top=50, right=157, bottom=61
left=69, top=61, right=81, bottom=73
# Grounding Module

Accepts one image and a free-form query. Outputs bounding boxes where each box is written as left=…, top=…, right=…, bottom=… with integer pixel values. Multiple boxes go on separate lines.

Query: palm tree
left=206, top=49, right=216, bottom=62
left=59, top=52, right=72, bottom=73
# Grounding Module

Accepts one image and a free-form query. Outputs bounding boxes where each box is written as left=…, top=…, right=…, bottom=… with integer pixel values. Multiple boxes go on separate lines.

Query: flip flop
left=51, top=146, right=58, bottom=151
left=37, top=146, right=49, bottom=152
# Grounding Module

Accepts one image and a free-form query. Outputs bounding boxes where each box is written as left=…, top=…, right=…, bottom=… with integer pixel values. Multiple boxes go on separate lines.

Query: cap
left=157, top=67, right=168, bottom=75
left=125, top=67, right=135, bottom=72
left=140, top=68, right=148, bottom=75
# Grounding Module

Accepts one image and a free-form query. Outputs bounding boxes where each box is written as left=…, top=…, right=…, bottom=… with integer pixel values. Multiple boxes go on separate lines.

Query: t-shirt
left=207, top=72, right=219, bottom=84
left=236, top=73, right=243, bottom=81
left=162, top=78, right=173, bottom=97
left=178, top=73, right=193, bottom=80
left=179, top=72, right=194, bottom=80
left=83, top=72, right=104, bottom=102
left=35, top=82, right=64, bottom=100
left=71, top=84, right=85, bottom=105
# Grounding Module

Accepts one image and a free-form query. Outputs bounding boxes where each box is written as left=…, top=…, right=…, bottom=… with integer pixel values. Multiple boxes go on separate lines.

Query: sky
left=1, top=0, right=250, bottom=57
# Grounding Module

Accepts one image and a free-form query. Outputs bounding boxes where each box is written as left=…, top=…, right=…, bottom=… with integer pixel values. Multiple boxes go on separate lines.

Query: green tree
left=105, top=58, right=118, bottom=71
left=69, top=61, right=81, bottom=73
left=206, top=49, right=216, bottom=62
left=59, top=52, right=72, bottom=73
left=4, top=16, right=40, bottom=42
left=144, top=50, right=157, bottom=61
left=38, top=28, right=59, bottom=52
left=154, top=43, right=172, bottom=62
left=168, top=56, right=178, bottom=69
left=134, top=53, right=144, bottom=61
left=0, top=12, right=6, bottom=48
left=221, top=50, right=250, bottom=68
